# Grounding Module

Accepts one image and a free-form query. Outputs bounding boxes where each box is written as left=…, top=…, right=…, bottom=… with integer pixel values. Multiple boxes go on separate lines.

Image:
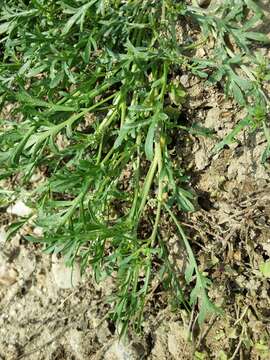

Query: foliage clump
left=0, top=0, right=269, bottom=333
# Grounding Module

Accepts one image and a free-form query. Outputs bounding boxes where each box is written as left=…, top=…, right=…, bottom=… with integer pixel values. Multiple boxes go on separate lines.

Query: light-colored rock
left=196, top=47, right=206, bottom=57
left=180, top=75, right=189, bottom=87
left=7, top=200, right=32, bottom=217
left=0, top=227, right=7, bottom=245
left=262, top=243, right=270, bottom=256
left=51, top=254, right=81, bottom=289
left=205, top=107, right=220, bottom=129
left=194, top=147, right=209, bottom=170
left=32, top=226, right=43, bottom=237
left=67, top=329, right=91, bottom=360
left=103, top=340, right=139, bottom=360
left=17, top=248, right=36, bottom=279
left=0, top=265, right=18, bottom=286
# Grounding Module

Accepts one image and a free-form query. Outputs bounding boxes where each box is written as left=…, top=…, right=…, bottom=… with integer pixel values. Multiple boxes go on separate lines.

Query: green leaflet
left=245, top=32, right=270, bottom=43
left=0, top=21, right=11, bottom=34
left=145, top=121, right=156, bottom=161
left=62, top=0, right=98, bottom=35
left=16, top=92, right=76, bottom=112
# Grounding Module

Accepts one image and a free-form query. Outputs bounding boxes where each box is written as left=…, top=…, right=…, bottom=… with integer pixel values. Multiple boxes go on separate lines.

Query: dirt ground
left=1, top=73, right=269, bottom=359
left=1, top=11, right=270, bottom=360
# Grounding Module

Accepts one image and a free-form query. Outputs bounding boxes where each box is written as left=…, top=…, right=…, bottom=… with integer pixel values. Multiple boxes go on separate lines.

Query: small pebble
left=7, top=200, right=32, bottom=217
left=0, top=228, right=7, bottom=245
left=51, top=254, right=81, bottom=289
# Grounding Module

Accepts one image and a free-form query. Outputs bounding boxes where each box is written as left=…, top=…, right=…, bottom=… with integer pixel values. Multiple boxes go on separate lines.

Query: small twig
left=230, top=306, right=247, bottom=360
left=234, top=305, right=249, bottom=326
left=229, top=335, right=243, bottom=360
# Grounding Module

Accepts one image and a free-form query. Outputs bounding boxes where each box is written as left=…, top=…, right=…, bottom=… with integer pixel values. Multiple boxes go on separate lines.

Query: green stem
left=96, top=93, right=120, bottom=133
left=165, top=204, right=219, bottom=317
left=161, top=0, right=166, bottom=22
left=120, top=100, right=127, bottom=128
left=129, top=134, right=142, bottom=221
left=96, top=134, right=104, bottom=165
left=101, top=145, right=115, bottom=164
left=159, top=62, right=169, bottom=102
left=164, top=204, right=200, bottom=279
left=149, top=139, right=163, bottom=246
left=148, top=61, right=168, bottom=244
left=137, top=151, right=159, bottom=220
left=58, top=180, right=90, bottom=228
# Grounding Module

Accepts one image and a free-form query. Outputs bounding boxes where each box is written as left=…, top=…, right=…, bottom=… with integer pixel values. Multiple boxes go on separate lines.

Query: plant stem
left=150, top=138, right=163, bottom=247
left=129, top=134, right=141, bottom=221
left=164, top=203, right=199, bottom=277
left=137, top=150, right=159, bottom=220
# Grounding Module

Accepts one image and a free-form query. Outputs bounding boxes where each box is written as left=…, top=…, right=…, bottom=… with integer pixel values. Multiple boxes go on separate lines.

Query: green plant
left=0, top=0, right=269, bottom=334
